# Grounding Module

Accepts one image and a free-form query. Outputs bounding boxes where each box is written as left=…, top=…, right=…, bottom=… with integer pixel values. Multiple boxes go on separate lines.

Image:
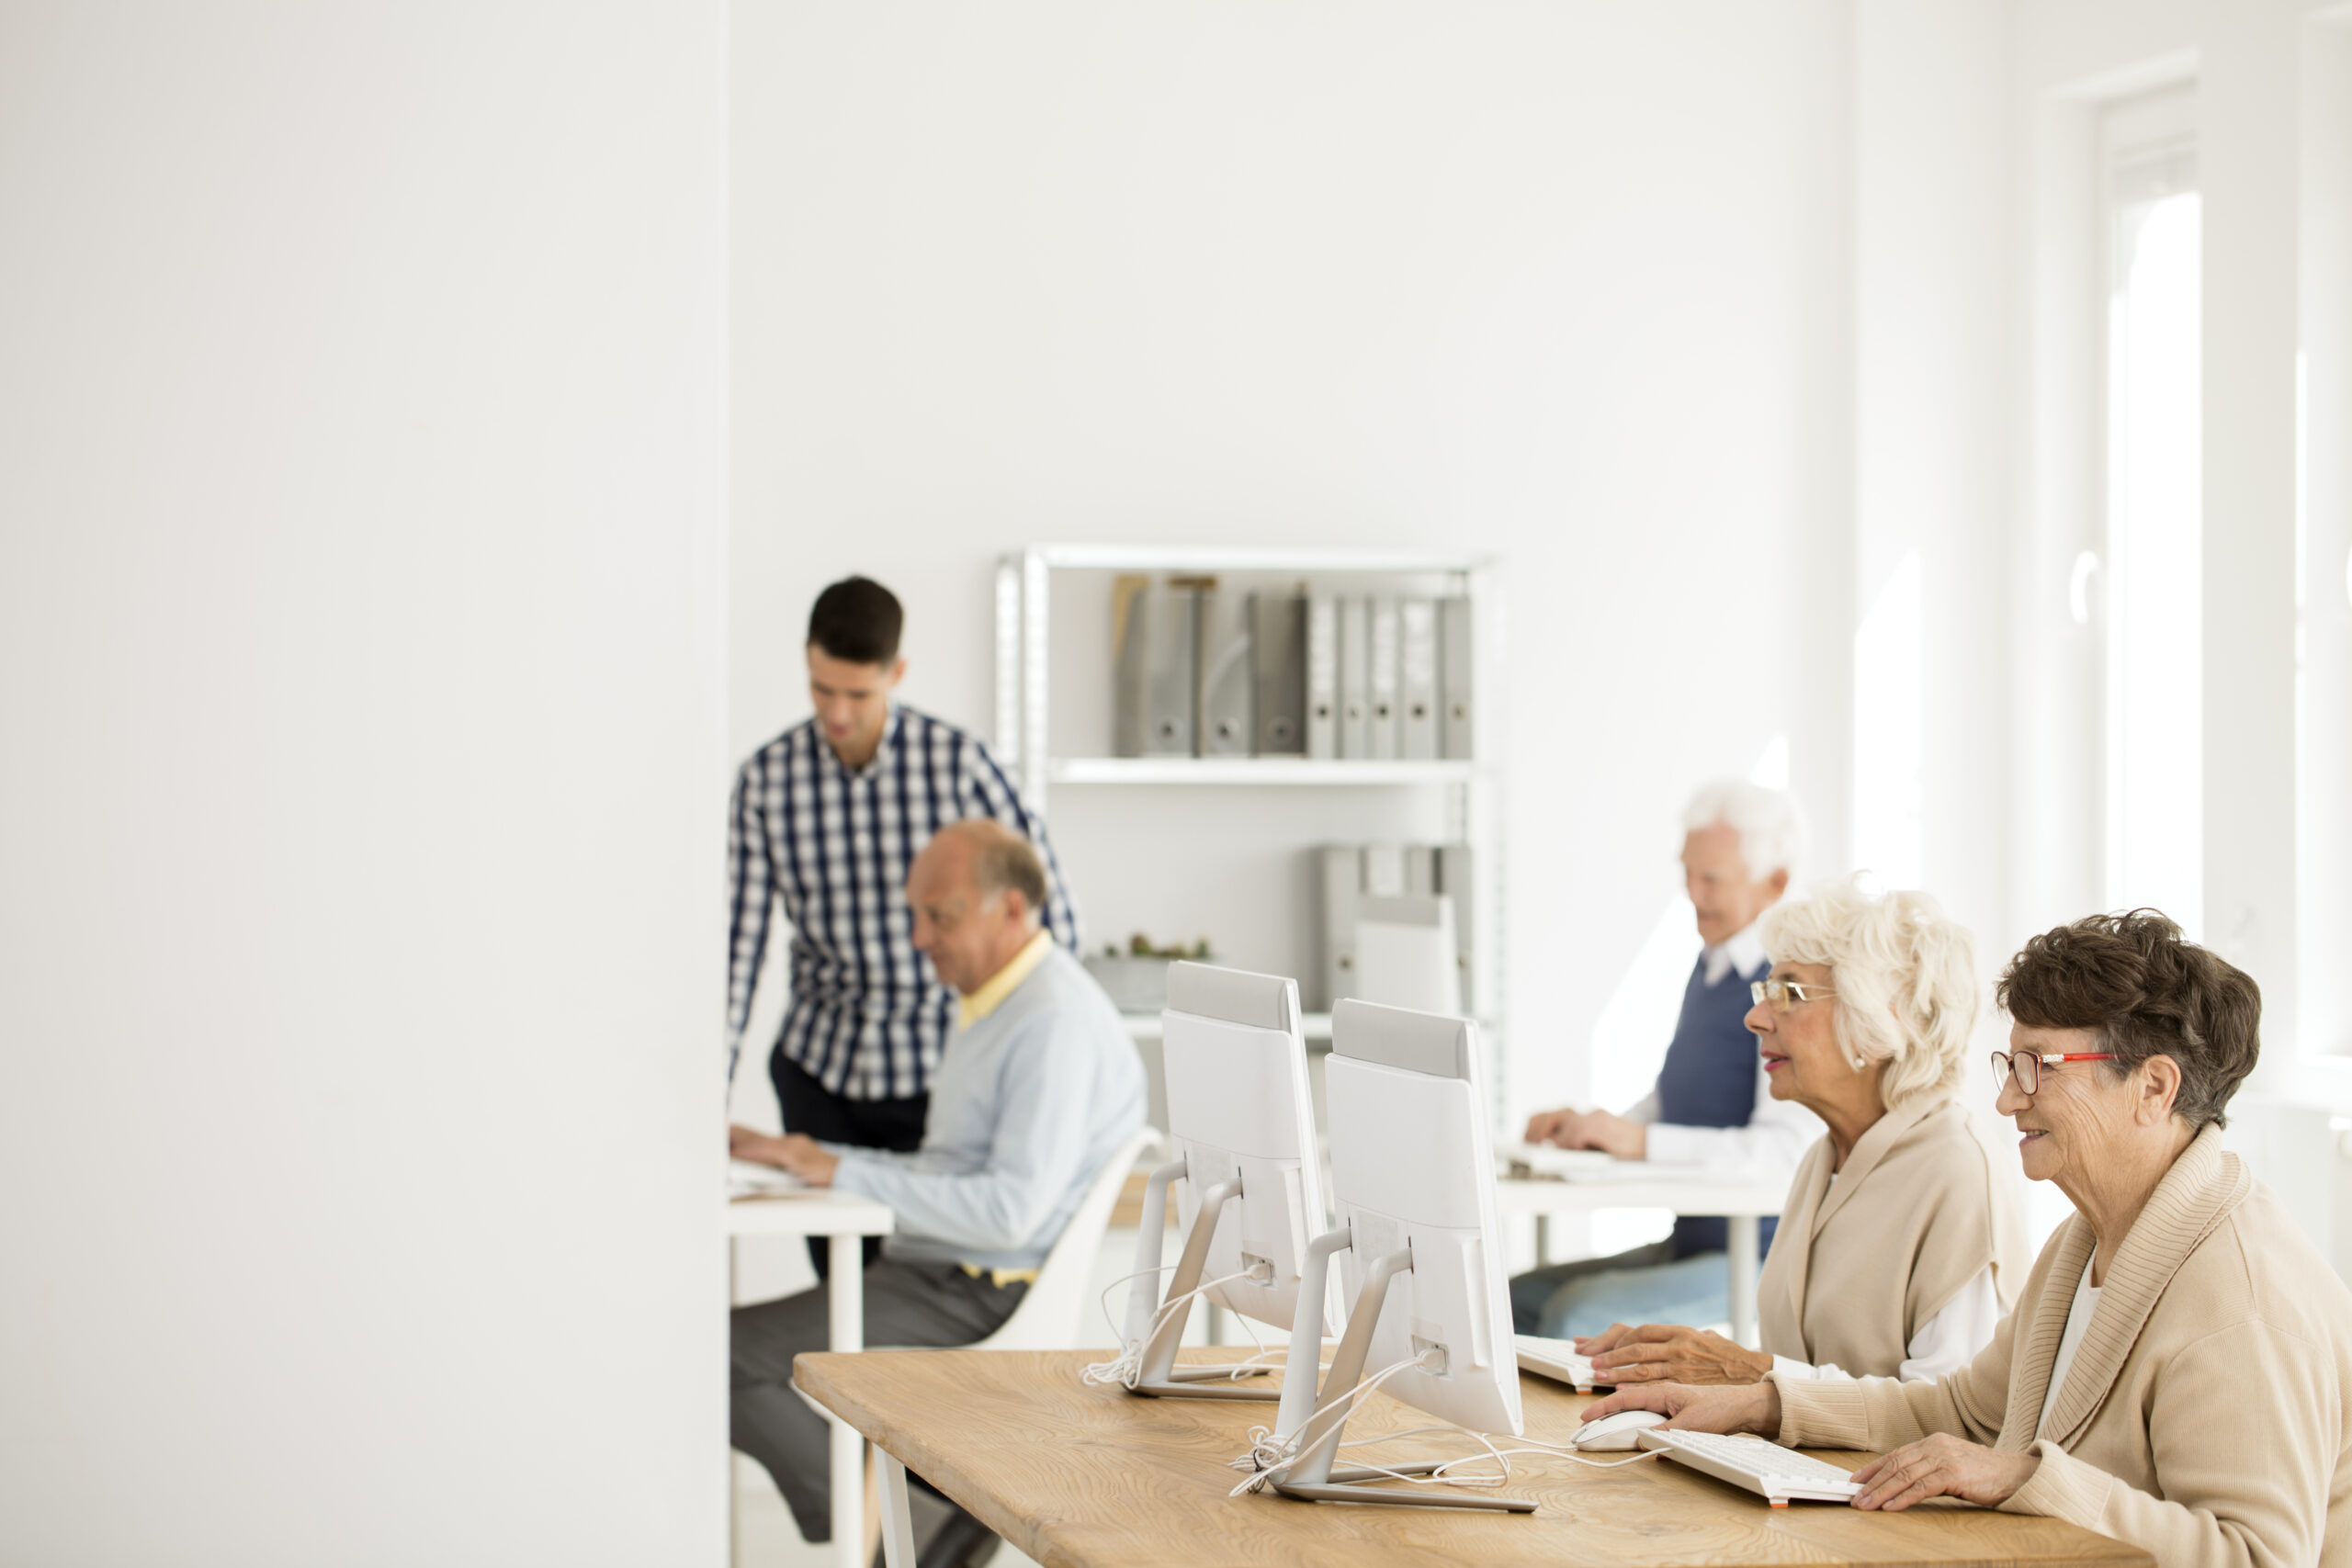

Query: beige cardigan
left=1757, top=1096, right=2028, bottom=1377
left=1772, top=1126, right=2352, bottom=1568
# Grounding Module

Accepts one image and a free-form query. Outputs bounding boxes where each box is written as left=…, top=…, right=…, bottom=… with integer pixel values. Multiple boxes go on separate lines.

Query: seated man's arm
left=1642, top=1068, right=1821, bottom=1177
left=831, top=1014, right=1101, bottom=1255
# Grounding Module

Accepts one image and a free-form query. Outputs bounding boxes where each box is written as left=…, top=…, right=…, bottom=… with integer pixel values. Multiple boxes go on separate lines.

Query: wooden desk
left=1497, top=1173, right=1787, bottom=1348
left=796, top=1348, right=2150, bottom=1568
left=727, top=1192, right=895, bottom=1568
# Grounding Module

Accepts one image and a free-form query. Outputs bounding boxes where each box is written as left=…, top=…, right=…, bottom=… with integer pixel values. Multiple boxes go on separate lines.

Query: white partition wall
left=0, top=6, right=729, bottom=1564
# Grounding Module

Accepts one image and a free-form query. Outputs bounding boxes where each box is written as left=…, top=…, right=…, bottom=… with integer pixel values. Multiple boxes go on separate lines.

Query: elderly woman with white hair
left=1584, top=911, right=2352, bottom=1566
left=1578, top=877, right=2029, bottom=1386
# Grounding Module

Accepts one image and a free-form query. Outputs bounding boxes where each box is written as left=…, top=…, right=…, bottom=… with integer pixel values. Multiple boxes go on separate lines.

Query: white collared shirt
left=1702, top=922, right=1770, bottom=987
left=1623, top=920, right=1823, bottom=1179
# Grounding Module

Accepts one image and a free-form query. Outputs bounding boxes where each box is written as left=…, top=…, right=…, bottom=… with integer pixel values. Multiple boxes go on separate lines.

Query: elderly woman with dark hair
left=1583, top=910, right=2352, bottom=1567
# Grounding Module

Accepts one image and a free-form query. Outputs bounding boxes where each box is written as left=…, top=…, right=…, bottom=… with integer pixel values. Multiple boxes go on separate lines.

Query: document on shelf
left=1195, top=585, right=1255, bottom=756
left=1366, top=594, right=1400, bottom=761
left=1306, top=592, right=1338, bottom=759
left=1439, top=595, right=1475, bottom=760
left=1398, top=597, right=1439, bottom=760
left=1338, top=596, right=1371, bottom=758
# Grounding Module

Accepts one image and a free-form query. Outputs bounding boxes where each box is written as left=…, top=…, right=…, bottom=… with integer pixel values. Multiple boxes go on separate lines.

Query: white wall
left=0, top=6, right=729, bottom=1564
left=730, top=0, right=1858, bottom=1119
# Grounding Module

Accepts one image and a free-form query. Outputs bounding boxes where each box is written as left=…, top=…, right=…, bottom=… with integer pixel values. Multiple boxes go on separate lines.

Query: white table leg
left=875, top=1449, right=919, bottom=1568
left=728, top=1236, right=740, bottom=1568
left=1727, top=1215, right=1758, bottom=1348
left=828, top=1233, right=864, bottom=1568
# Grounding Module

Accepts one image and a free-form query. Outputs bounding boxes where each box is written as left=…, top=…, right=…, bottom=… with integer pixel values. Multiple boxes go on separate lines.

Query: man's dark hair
left=1996, top=909, right=2261, bottom=1133
left=807, top=576, right=903, bottom=666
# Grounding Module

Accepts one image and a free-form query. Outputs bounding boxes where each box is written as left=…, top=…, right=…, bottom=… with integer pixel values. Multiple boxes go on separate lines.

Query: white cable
left=1081, top=1266, right=1263, bottom=1390
left=1230, top=1371, right=1671, bottom=1499
left=1227, top=1351, right=1437, bottom=1495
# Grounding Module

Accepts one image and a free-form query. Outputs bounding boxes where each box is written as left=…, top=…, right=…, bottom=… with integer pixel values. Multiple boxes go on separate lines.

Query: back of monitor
left=1324, top=998, right=1520, bottom=1437
left=1161, top=963, right=1337, bottom=1336
left=1352, top=894, right=1461, bottom=1016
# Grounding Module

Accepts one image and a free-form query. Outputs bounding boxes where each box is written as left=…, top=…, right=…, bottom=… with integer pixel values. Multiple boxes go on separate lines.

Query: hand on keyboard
left=1848, top=1432, right=2041, bottom=1513
left=1581, top=1322, right=1774, bottom=1385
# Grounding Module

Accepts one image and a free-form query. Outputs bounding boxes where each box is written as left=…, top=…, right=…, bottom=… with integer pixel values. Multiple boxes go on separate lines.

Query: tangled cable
left=1080, top=1262, right=1270, bottom=1390
left=1226, top=1348, right=1666, bottom=1498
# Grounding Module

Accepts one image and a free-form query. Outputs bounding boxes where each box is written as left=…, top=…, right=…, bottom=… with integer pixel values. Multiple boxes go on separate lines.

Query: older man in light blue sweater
left=729, top=819, right=1144, bottom=1554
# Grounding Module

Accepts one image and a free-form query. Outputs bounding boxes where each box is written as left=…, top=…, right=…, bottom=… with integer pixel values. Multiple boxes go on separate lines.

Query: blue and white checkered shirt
left=726, top=705, right=1080, bottom=1100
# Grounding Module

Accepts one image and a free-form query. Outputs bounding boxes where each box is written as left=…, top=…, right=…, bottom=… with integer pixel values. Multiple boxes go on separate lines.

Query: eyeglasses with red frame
left=1989, top=1049, right=2118, bottom=1096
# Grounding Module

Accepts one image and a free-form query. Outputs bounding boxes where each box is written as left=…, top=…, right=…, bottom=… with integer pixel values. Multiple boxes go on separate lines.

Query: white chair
left=973, top=1124, right=1161, bottom=1350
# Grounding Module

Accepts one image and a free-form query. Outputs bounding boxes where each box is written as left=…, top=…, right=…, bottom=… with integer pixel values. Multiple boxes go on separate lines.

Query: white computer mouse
left=1572, top=1408, right=1668, bottom=1451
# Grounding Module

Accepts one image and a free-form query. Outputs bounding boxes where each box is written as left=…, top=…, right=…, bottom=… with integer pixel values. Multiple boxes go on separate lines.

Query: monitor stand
left=1121, top=1156, right=1280, bottom=1401
left=1266, top=1229, right=1535, bottom=1512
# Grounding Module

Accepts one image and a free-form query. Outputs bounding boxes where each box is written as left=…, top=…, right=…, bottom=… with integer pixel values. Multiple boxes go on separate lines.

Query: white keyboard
left=1513, top=1334, right=1602, bottom=1390
left=1499, top=1142, right=1617, bottom=1177
left=1635, top=1428, right=1862, bottom=1506
left=729, top=1159, right=807, bottom=1196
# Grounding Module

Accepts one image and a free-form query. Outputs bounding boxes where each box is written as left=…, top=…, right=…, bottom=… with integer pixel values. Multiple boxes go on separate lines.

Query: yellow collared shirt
left=956, top=929, right=1053, bottom=1030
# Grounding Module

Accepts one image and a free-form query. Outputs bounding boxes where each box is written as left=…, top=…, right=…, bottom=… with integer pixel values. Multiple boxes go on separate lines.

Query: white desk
left=1495, top=1171, right=1785, bottom=1348
left=727, top=1192, right=896, bottom=1568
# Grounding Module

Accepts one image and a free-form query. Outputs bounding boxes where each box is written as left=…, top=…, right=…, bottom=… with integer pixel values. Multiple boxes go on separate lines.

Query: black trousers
left=770, top=1053, right=927, bottom=1277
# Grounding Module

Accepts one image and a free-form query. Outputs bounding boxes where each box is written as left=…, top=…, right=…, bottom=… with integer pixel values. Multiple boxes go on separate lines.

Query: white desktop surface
left=728, top=1192, right=897, bottom=1568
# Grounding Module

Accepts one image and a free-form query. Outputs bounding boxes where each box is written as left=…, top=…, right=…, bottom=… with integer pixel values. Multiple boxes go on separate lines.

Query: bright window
left=2100, top=92, right=2202, bottom=936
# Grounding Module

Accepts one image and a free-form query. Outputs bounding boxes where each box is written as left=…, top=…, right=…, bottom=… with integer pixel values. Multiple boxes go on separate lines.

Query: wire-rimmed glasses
left=1749, top=977, right=1836, bottom=1013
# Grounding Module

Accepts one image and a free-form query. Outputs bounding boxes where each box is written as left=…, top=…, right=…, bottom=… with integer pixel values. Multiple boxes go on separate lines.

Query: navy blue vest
left=1655, top=953, right=1778, bottom=1260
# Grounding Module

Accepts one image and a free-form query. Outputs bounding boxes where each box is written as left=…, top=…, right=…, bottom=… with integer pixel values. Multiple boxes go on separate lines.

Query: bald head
left=907, top=820, right=1048, bottom=995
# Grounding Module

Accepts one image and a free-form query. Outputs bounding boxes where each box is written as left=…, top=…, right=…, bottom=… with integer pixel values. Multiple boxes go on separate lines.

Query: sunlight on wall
left=2105, top=190, right=2203, bottom=936
left=1852, top=549, right=1924, bottom=890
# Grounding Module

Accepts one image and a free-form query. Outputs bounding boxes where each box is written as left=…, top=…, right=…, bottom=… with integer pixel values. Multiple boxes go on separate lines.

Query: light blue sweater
left=830, top=944, right=1146, bottom=1271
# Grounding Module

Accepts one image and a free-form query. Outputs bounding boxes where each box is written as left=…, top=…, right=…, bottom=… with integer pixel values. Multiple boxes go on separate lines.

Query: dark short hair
left=970, top=829, right=1048, bottom=922
left=1996, top=909, right=2260, bottom=1132
left=807, top=576, right=903, bottom=665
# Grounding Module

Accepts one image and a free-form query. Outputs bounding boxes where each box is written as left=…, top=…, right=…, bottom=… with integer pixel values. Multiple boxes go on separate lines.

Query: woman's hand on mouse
left=1578, top=1322, right=1774, bottom=1385
left=1577, top=1379, right=1781, bottom=1438
left=1849, top=1435, right=2039, bottom=1512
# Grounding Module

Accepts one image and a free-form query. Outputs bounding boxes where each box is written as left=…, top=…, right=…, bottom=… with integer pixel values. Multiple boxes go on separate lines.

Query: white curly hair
left=1758, top=876, right=1980, bottom=1111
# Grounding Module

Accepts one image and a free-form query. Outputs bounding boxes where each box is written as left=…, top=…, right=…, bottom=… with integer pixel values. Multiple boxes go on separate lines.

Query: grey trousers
left=731, top=1258, right=1027, bottom=1543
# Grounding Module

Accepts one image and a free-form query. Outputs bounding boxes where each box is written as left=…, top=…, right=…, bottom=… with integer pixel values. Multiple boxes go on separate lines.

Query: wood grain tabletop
left=794, top=1347, right=2152, bottom=1568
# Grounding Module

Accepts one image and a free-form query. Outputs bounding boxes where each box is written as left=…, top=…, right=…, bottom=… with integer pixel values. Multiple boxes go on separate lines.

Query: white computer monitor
left=1119, top=961, right=1338, bottom=1401
left=1352, top=893, right=1462, bottom=1017
left=1265, top=996, right=1530, bottom=1511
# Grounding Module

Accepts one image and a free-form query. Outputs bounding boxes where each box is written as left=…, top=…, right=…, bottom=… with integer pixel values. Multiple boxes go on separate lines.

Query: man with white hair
left=1510, top=779, right=1823, bottom=1339
left=729, top=820, right=1144, bottom=1564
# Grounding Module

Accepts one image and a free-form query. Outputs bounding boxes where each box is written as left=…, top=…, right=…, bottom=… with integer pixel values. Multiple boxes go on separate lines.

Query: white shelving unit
left=993, top=543, right=1506, bottom=1114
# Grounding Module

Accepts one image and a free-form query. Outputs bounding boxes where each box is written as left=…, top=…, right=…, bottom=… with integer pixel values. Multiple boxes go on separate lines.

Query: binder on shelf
left=1194, top=585, right=1254, bottom=757
left=1404, top=844, right=1437, bottom=896
left=1366, top=595, right=1400, bottom=761
left=1439, top=842, right=1476, bottom=1009
left=1440, top=596, right=1475, bottom=761
left=1250, top=592, right=1307, bottom=756
left=1362, top=841, right=1407, bottom=897
left=1305, top=592, right=1339, bottom=760
left=1112, top=575, right=1199, bottom=758
left=1338, top=596, right=1371, bottom=759
left=1319, top=844, right=1363, bottom=1011
left=1399, top=597, right=1439, bottom=761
